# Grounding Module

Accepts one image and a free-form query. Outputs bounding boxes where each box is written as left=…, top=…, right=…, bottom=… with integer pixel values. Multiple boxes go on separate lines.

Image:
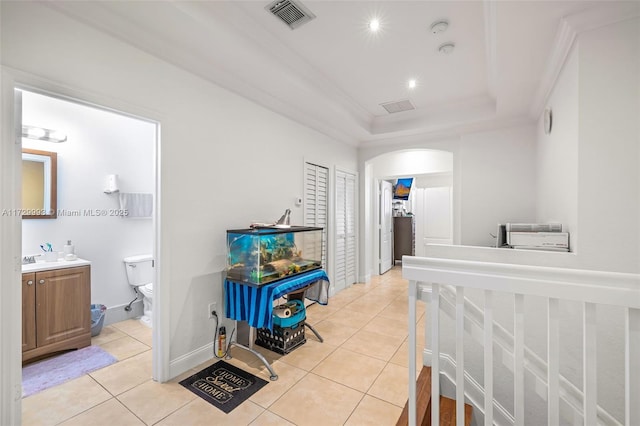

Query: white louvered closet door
left=304, top=162, right=328, bottom=268
left=335, top=169, right=356, bottom=293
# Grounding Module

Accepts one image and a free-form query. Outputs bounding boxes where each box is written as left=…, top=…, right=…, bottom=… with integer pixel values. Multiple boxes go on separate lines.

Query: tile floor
left=22, top=267, right=425, bottom=426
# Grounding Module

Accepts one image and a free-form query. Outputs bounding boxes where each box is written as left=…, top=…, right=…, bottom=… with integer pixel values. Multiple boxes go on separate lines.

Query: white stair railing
left=405, top=256, right=640, bottom=426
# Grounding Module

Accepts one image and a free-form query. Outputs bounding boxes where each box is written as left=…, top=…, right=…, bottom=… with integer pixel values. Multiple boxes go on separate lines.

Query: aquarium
left=226, top=226, right=323, bottom=286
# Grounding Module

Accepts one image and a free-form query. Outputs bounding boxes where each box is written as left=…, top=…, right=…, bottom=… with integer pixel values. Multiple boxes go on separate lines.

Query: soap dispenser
left=63, top=240, right=75, bottom=256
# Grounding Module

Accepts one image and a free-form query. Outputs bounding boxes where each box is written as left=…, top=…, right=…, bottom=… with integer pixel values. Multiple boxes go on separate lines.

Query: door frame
left=0, top=68, right=167, bottom=424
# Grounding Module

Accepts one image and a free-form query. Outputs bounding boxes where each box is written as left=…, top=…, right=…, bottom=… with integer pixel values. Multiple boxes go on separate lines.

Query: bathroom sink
left=21, top=257, right=91, bottom=273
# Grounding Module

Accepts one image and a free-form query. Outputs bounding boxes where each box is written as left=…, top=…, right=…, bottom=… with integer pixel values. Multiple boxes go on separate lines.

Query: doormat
left=179, top=360, right=268, bottom=413
left=22, top=345, right=117, bottom=398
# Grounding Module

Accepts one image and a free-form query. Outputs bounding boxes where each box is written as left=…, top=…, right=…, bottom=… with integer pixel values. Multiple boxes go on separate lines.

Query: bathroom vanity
left=22, top=259, right=91, bottom=363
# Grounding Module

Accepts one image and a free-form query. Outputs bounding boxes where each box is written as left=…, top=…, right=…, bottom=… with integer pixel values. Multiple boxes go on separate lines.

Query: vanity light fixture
left=22, top=125, right=67, bottom=143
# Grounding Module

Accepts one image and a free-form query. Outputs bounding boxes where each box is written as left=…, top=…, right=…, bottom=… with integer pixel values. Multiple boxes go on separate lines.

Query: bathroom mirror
left=22, top=148, right=57, bottom=219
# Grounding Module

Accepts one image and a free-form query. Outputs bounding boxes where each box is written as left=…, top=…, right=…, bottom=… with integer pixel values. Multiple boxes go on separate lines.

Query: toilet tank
left=124, top=254, right=154, bottom=286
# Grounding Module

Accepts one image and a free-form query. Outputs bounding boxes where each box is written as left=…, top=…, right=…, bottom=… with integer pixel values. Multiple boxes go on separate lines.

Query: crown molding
left=359, top=114, right=533, bottom=149
left=529, top=2, right=640, bottom=119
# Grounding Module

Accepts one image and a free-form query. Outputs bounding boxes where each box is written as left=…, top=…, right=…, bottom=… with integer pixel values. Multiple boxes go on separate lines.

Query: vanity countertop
left=22, top=257, right=91, bottom=273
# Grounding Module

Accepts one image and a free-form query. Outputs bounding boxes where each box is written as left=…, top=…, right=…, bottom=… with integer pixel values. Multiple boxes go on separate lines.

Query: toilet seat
left=138, top=283, right=153, bottom=297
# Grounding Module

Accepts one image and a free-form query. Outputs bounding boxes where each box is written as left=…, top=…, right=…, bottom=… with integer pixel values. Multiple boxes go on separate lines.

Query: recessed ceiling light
left=430, top=20, right=449, bottom=35
left=407, top=79, right=417, bottom=89
left=438, top=42, right=455, bottom=54
left=369, top=18, right=380, bottom=32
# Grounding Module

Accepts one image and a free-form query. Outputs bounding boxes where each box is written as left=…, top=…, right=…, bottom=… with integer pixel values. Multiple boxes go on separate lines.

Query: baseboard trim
left=103, top=301, right=143, bottom=326
left=168, top=343, right=213, bottom=380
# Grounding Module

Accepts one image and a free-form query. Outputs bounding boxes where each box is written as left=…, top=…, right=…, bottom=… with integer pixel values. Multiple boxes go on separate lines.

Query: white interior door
left=304, top=162, right=328, bottom=267
left=414, top=186, right=453, bottom=257
left=335, top=169, right=356, bottom=293
left=379, top=180, right=393, bottom=274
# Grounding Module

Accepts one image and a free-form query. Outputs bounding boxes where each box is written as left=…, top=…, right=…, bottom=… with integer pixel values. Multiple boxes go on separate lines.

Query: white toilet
left=124, top=254, right=154, bottom=327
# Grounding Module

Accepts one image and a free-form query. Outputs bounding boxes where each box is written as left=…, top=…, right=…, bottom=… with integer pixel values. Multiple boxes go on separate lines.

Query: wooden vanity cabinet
left=22, top=265, right=91, bottom=363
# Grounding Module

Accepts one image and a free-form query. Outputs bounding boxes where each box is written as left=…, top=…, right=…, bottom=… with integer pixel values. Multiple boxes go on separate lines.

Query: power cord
left=211, top=311, right=235, bottom=359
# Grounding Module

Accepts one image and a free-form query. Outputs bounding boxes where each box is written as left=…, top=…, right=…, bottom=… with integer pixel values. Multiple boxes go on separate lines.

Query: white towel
left=119, top=193, right=153, bottom=218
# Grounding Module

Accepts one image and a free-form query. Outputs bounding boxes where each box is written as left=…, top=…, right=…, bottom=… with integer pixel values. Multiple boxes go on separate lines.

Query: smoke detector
left=430, top=20, right=449, bottom=34
left=266, top=0, right=316, bottom=30
left=438, top=42, right=455, bottom=54
left=380, top=99, right=415, bottom=114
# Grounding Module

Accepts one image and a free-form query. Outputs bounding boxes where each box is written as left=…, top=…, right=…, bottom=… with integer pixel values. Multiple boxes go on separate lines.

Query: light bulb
left=408, top=79, right=417, bottom=89
left=369, top=19, right=380, bottom=32
left=27, top=127, right=46, bottom=139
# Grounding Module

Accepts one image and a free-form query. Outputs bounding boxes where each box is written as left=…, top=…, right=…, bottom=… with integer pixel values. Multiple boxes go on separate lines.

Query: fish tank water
left=226, top=226, right=323, bottom=286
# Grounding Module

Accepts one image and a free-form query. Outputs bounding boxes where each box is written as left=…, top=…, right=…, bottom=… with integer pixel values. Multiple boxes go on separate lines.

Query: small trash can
left=90, top=304, right=107, bottom=337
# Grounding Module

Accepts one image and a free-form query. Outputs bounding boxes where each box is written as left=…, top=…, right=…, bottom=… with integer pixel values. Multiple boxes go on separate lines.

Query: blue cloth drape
left=224, top=269, right=329, bottom=330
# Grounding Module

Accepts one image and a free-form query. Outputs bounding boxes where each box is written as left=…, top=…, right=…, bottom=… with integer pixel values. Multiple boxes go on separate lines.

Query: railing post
left=484, top=290, right=494, bottom=426
left=548, top=298, right=560, bottom=425
left=456, top=286, right=465, bottom=426
left=432, top=283, right=440, bottom=426
left=408, top=279, right=418, bottom=426
left=514, top=293, right=525, bottom=426
left=626, top=308, right=640, bottom=426
left=583, top=303, right=597, bottom=425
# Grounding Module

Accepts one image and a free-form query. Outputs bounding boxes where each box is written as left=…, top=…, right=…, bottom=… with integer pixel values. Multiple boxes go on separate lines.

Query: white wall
left=574, top=17, right=640, bottom=274
left=21, top=91, right=154, bottom=319
left=535, top=46, right=579, bottom=251
left=458, top=125, right=537, bottom=247
left=1, top=2, right=357, bottom=373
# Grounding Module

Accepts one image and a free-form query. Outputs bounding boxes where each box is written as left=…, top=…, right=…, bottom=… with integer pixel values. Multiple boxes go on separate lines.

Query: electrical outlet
left=208, top=302, right=217, bottom=319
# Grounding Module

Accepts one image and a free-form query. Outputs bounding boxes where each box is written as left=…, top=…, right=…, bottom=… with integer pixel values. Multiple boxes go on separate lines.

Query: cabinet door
left=36, top=266, right=91, bottom=347
left=22, top=273, right=36, bottom=352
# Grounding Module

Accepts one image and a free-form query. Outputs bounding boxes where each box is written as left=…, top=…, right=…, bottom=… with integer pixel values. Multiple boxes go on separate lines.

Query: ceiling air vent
left=266, top=0, right=316, bottom=30
left=380, top=99, right=415, bottom=114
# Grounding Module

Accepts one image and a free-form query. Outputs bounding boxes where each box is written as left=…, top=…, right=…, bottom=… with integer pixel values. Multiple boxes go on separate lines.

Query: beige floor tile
left=98, top=335, right=150, bottom=361
left=128, top=326, right=153, bottom=347
left=22, top=375, right=111, bottom=426
left=326, top=291, right=360, bottom=308
left=250, top=410, right=295, bottom=425
left=326, top=308, right=377, bottom=329
left=389, top=341, right=424, bottom=372
left=345, top=395, right=403, bottom=426
left=305, top=303, right=341, bottom=323
left=156, top=397, right=264, bottom=426
left=91, top=325, right=126, bottom=346
left=366, top=284, right=406, bottom=297
left=312, top=318, right=359, bottom=346
left=117, top=379, right=197, bottom=425
left=277, top=339, right=337, bottom=371
left=367, top=362, right=410, bottom=407
left=59, top=398, right=145, bottom=426
left=89, top=350, right=152, bottom=395
left=362, top=315, right=408, bottom=339
left=341, top=329, right=404, bottom=361
left=344, top=297, right=390, bottom=315
left=311, top=348, right=386, bottom=392
left=269, top=373, right=364, bottom=426
left=111, top=318, right=150, bottom=335
left=247, top=361, right=307, bottom=408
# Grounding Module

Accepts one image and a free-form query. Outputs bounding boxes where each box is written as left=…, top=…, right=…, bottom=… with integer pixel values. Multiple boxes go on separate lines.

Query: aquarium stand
left=224, top=269, right=329, bottom=381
